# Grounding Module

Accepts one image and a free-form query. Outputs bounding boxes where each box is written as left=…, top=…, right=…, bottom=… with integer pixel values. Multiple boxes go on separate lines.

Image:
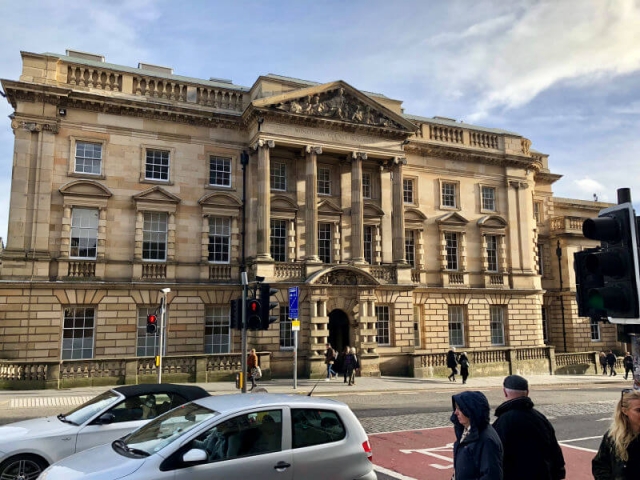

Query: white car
left=40, top=393, right=377, bottom=480
left=0, top=383, right=209, bottom=480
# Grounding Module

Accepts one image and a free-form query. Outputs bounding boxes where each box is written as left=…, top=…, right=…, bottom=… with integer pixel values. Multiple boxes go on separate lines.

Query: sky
left=1, top=0, right=640, bottom=244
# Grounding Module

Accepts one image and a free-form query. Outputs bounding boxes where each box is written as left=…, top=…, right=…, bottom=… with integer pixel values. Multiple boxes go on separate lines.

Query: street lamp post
left=556, top=241, right=567, bottom=352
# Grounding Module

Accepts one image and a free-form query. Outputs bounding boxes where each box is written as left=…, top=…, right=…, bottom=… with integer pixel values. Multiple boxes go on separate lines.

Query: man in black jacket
left=493, top=375, right=566, bottom=480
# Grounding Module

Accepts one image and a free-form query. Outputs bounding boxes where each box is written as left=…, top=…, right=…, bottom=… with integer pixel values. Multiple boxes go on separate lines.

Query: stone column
left=305, top=146, right=322, bottom=262
left=391, top=157, right=408, bottom=264
left=254, top=140, right=275, bottom=261
left=351, top=152, right=366, bottom=264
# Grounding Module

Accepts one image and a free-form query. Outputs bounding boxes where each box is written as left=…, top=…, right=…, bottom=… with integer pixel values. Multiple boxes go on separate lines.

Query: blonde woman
left=592, top=388, right=640, bottom=479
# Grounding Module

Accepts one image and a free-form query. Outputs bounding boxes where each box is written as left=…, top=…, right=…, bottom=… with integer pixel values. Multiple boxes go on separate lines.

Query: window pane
left=208, top=217, right=230, bottom=263
left=143, top=212, right=168, bottom=261
left=292, top=409, right=345, bottom=449
left=482, top=186, right=495, bottom=211
left=487, top=235, right=498, bottom=272
left=403, top=179, right=413, bottom=204
left=209, top=156, right=232, bottom=187
left=448, top=306, right=464, bottom=347
left=442, top=183, right=456, bottom=207
left=70, top=208, right=99, bottom=259
left=445, top=232, right=458, bottom=270
left=541, top=307, right=549, bottom=343
left=145, top=149, right=170, bottom=181
left=376, top=305, right=390, bottom=345
left=62, top=307, right=95, bottom=359
left=364, top=226, right=374, bottom=264
left=591, top=318, right=601, bottom=341
left=75, top=142, right=102, bottom=175
left=271, top=162, right=286, bottom=191
left=318, top=223, right=332, bottom=263
left=405, top=230, right=415, bottom=267
left=270, top=219, right=287, bottom=262
left=490, top=306, right=505, bottom=346
left=362, top=173, right=371, bottom=199
left=318, top=167, right=331, bottom=195
left=279, top=306, right=293, bottom=349
left=205, top=306, right=230, bottom=354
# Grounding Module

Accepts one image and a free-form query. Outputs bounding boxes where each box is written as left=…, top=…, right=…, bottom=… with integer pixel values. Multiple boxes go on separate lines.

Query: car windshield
left=122, top=402, right=219, bottom=455
left=63, top=390, right=122, bottom=425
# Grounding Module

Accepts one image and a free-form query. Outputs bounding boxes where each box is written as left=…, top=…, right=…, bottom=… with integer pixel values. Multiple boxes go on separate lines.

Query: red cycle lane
left=370, top=427, right=596, bottom=480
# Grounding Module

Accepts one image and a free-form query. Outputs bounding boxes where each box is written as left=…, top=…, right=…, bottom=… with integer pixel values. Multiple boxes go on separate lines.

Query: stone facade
left=0, top=50, right=622, bottom=378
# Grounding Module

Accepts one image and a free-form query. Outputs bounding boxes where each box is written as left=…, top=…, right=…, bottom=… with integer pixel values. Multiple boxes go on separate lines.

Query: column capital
left=509, top=180, right=529, bottom=189
left=11, top=118, right=59, bottom=134
left=393, top=156, right=407, bottom=165
left=351, top=151, right=367, bottom=161
left=252, top=139, right=275, bottom=150
left=305, top=145, right=323, bottom=155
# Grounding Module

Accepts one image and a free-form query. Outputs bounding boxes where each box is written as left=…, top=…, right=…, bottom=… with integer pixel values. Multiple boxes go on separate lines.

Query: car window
left=291, top=408, right=346, bottom=449
left=189, top=409, right=283, bottom=463
left=64, top=390, right=121, bottom=425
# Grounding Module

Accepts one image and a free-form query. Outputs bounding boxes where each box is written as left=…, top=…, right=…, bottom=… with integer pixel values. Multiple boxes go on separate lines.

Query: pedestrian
left=324, top=343, right=337, bottom=381
left=600, top=352, right=608, bottom=376
left=623, top=352, right=634, bottom=380
left=607, top=350, right=618, bottom=377
left=339, top=346, right=350, bottom=383
left=493, top=375, right=566, bottom=480
left=447, top=348, right=459, bottom=382
left=247, top=348, right=259, bottom=391
left=459, top=351, right=470, bottom=384
left=345, top=347, right=360, bottom=386
left=592, top=387, right=640, bottom=479
left=451, top=390, right=503, bottom=480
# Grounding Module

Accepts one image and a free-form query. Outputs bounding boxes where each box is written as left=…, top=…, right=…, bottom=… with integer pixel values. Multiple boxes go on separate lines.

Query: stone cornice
left=534, top=172, right=563, bottom=184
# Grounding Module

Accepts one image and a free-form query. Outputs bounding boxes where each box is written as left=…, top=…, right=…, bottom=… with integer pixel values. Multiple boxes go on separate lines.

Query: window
left=481, top=186, right=496, bottom=211
left=533, top=201, right=543, bottom=223
left=318, top=223, right=332, bottom=263
left=442, top=182, right=457, bottom=208
left=205, top=306, right=230, bottom=354
left=486, top=235, right=498, bottom=272
left=405, top=230, right=416, bottom=267
left=279, top=305, right=293, bottom=349
left=403, top=178, right=414, bottom=204
left=209, top=156, right=232, bottom=187
left=292, top=409, right=345, bottom=449
left=362, top=173, right=372, bottom=199
left=145, top=149, right=170, bottom=181
left=413, top=306, right=421, bottom=349
left=591, top=318, right=601, bottom=341
left=75, top=141, right=102, bottom=175
left=318, top=167, right=331, bottom=195
left=448, top=305, right=465, bottom=347
left=445, top=232, right=459, bottom=270
left=270, top=219, right=287, bottom=262
left=541, top=307, right=549, bottom=343
left=364, top=225, right=374, bottom=264
left=537, top=243, right=544, bottom=276
left=376, top=305, right=391, bottom=346
left=62, top=307, right=95, bottom=359
left=208, top=217, right=231, bottom=263
left=143, top=212, right=167, bottom=261
left=490, top=306, right=506, bottom=346
left=271, top=161, right=287, bottom=191
left=137, top=307, right=160, bottom=356
left=70, top=208, right=98, bottom=259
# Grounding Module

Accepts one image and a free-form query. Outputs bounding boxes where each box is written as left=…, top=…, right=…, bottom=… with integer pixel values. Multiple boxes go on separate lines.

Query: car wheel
left=0, top=454, right=48, bottom=480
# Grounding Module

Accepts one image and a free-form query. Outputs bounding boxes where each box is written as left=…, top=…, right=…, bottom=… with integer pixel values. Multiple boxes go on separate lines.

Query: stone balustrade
left=550, top=216, right=586, bottom=234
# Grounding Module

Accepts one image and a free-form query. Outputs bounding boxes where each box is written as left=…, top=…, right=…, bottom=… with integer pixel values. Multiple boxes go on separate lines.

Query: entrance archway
left=328, top=309, right=350, bottom=355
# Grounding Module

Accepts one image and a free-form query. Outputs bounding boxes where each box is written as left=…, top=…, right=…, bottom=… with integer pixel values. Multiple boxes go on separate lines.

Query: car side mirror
left=183, top=448, right=207, bottom=463
left=95, top=413, right=115, bottom=425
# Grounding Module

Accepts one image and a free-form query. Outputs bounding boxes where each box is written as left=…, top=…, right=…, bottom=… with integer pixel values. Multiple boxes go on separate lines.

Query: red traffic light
left=248, top=300, right=260, bottom=313
left=147, top=314, right=157, bottom=324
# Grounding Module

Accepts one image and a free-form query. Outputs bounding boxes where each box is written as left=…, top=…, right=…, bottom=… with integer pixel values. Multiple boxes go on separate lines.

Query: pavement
left=0, top=373, right=631, bottom=409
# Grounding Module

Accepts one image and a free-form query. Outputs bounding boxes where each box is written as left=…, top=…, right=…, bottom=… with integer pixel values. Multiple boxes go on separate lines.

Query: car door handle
left=273, top=461, right=291, bottom=471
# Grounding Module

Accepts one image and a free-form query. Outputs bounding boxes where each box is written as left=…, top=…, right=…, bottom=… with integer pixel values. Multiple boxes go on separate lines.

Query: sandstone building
left=0, top=50, right=619, bottom=378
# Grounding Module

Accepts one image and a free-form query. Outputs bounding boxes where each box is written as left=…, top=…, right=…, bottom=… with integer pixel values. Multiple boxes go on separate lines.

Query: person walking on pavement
left=600, top=351, right=608, bottom=376
left=447, top=348, right=459, bottom=382
left=592, top=387, right=640, bottom=479
left=493, top=375, right=565, bottom=480
left=607, top=350, right=618, bottom=376
left=345, top=347, right=360, bottom=386
left=623, top=352, right=634, bottom=380
left=339, top=346, right=350, bottom=383
left=451, top=390, right=503, bottom=480
left=247, top=348, right=259, bottom=391
left=459, top=351, right=470, bottom=385
left=324, top=343, right=337, bottom=381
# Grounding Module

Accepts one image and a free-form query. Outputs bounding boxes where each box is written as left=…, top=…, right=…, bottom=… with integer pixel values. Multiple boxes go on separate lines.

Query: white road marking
left=374, top=465, right=418, bottom=480
left=560, top=435, right=602, bottom=443
left=369, top=425, right=450, bottom=436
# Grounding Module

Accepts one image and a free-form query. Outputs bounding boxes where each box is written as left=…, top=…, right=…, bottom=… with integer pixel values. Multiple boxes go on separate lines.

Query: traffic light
left=146, top=313, right=158, bottom=334
left=578, top=202, right=640, bottom=323
left=259, top=283, right=279, bottom=330
left=230, top=298, right=242, bottom=330
left=247, top=298, right=261, bottom=330
left=574, top=247, right=606, bottom=320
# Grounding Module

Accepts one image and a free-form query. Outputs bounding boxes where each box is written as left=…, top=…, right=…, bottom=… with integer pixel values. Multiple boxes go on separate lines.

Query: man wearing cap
left=492, top=375, right=565, bottom=480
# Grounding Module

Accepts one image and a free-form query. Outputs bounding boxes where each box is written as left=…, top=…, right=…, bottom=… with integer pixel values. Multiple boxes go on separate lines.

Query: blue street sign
left=289, top=286, right=299, bottom=319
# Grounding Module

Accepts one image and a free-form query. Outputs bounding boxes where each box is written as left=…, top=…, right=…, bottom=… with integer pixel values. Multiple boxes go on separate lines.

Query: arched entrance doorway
left=328, top=309, right=350, bottom=355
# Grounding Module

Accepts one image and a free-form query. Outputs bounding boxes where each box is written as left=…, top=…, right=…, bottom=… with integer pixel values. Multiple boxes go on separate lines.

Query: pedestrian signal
left=247, top=299, right=261, bottom=330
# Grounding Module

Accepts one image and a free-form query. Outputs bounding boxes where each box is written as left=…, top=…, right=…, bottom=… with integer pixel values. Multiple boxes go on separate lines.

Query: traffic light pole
left=241, top=272, right=248, bottom=393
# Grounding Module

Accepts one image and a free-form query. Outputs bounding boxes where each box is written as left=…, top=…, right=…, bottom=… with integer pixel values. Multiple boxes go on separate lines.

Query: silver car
left=0, top=383, right=209, bottom=480
left=39, top=393, right=377, bottom=480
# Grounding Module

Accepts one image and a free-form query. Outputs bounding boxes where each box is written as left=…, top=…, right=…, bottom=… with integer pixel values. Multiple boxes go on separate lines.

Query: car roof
left=192, top=393, right=345, bottom=414
left=111, top=383, right=210, bottom=401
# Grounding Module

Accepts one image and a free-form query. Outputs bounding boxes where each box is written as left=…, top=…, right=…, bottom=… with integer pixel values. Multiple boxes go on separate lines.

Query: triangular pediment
left=477, top=215, right=508, bottom=229
left=59, top=180, right=112, bottom=198
left=199, top=192, right=242, bottom=209
left=271, top=195, right=299, bottom=213
left=363, top=202, right=385, bottom=218
left=253, top=81, right=416, bottom=132
left=436, top=212, right=469, bottom=226
left=318, top=199, right=343, bottom=215
left=133, top=186, right=181, bottom=204
left=405, top=208, right=427, bottom=222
